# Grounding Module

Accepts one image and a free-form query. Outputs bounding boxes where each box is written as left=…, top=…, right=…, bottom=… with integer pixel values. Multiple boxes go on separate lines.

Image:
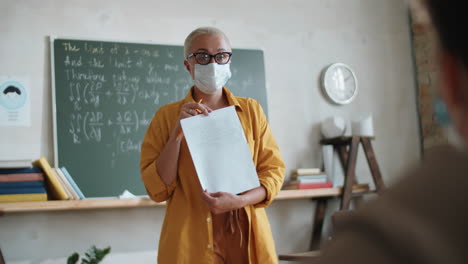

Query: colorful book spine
left=0, top=173, right=44, bottom=182
left=33, top=157, right=69, bottom=200
left=0, top=168, right=42, bottom=174
left=0, top=181, right=44, bottom=188
left=294, top=168, right=322, bottom=175
left=0, top=159, right=33, bottom=169
left=292, top=173, right=328, bottom=181
left=0, top=186, right=47, bottom=194
left=0, top=193, right=47, bottom=202
left=283, top=181, right=334, bottom=190
left=53, top=168, right=75, bottom=200
left=296, top=177, right=328, bottom=184
left=55, top=168, right=78, bottom=200
left=61, top=167, right=85, bottom=199
left=296, top=182, right=333, bottom=189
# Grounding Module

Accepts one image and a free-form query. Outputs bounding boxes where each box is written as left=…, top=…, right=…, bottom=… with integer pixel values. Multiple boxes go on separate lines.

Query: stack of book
left=0, top=157, right=85, bottom=202
left=34, top=157, right=84, bottom=200
left=0, top=167, right=48, bottom=202
left=283, top=168, right=333, bottom=190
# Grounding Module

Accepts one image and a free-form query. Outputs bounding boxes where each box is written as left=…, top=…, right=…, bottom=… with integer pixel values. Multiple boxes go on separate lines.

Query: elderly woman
left=140, top=27, right=285, bottom=264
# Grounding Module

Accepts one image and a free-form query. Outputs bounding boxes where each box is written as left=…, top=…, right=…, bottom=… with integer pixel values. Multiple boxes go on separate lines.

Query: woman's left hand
left=202, top=190, right=246, bottom=214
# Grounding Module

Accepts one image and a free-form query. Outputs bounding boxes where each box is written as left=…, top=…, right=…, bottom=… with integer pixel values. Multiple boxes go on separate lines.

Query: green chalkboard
left=51, top=38, right=267, bottom=198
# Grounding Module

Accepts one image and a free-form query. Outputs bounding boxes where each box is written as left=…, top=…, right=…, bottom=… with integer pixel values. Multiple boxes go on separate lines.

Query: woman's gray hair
left=183, top=27, right=231, bottom=58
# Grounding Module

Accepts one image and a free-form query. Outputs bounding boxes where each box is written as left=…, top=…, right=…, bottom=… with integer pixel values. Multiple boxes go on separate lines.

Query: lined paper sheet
left=180, top=106, right=259, bottom=194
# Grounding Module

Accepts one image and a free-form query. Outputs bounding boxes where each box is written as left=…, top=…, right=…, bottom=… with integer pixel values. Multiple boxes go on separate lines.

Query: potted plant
left=67, top=245, right=111, bottom=264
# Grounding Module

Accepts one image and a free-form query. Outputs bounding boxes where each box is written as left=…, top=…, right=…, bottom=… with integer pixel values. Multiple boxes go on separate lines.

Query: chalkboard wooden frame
left=50, top=36, right=268, bottom=198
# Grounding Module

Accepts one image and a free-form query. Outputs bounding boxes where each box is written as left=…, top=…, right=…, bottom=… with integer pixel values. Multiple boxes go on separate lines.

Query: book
left=61, top=167, right=85, bottom=199
left=33, top=157, right=69, bottom=200
left=294, top=168, right=322, bottom=176
left=0, top=193, right=47, bottom=202
left=295, top=177, right=328, bottom=184
left=55, top=168, right=79, bottom=200
left=0, top=181, right=44, bottom=188
left=0, top=159, right=33, bottom=169
left=0, top=186, right=47, bottom=194
left=282, top=181, right=333, bottom=190
left=0, top=167, right=42, bottom=174
left=291, top=173, right=328, bottom=181
left=0, top=173, right=44, bottom=182
left=53, top=168, right=76, bottom=200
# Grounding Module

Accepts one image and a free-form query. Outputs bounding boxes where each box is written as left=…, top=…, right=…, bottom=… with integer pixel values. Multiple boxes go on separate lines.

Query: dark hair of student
left=426, top=0, right=468, bottom=67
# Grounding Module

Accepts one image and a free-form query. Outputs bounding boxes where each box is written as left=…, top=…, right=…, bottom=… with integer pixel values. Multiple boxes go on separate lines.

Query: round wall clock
left=321, top=63, right=358, bottom=105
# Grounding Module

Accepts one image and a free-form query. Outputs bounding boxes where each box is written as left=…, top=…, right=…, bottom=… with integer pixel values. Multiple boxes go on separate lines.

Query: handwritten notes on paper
left=180, top=106, right=260, bottom=194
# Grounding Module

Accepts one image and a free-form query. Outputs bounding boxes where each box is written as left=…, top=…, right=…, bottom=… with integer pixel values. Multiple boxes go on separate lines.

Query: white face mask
left=193, top=63, right=232, bottom=94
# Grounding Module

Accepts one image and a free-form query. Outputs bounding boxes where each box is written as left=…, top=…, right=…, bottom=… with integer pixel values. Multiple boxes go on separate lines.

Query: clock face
left=322, top=63, right=358, bottom=105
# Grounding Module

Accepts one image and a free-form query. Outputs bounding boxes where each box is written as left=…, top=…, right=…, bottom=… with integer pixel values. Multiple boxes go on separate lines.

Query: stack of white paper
left=180, top=106, right=260, bottom=194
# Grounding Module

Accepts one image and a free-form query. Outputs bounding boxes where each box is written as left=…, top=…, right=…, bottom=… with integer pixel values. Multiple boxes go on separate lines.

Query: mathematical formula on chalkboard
left=55, top=40, right=193, bottom=167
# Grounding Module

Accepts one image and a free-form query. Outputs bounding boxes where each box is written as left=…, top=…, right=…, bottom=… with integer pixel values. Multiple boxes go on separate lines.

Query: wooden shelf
left=275, top=184, right=369, bottom=200
left=0, top=197, right=165, bottom=214
left=279, top=250, right=321, bottom=261
left=0, top=184, right=370, bottom=215
left=320, top=136, right=375, bottom=145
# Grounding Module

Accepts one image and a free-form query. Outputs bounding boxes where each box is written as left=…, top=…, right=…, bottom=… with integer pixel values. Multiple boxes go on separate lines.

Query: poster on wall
left=0, top=76, right=31, bottom=127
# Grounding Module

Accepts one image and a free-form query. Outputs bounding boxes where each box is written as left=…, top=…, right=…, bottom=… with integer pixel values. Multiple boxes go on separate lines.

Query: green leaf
left=95, top=247, right=111, bottom=261
left=67, top=253, right=79, bottom=264
left=75, top=245, right=111, bottom=264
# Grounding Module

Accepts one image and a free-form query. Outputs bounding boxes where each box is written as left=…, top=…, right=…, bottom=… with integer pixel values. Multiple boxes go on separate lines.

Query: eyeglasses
left=187, top=52, right=232, bottom=65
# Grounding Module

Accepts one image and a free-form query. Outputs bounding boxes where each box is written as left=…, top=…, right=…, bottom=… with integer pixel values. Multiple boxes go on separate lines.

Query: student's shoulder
left=320, top=145, right=468, bottom=264
left=363, top=145, right=468, bottom=223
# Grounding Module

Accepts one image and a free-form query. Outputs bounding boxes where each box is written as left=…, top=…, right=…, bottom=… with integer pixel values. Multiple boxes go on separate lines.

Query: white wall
left=0, top=0, right=420, bottom=263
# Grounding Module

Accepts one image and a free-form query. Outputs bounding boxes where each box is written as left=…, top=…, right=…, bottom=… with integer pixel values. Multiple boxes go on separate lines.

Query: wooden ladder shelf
left=279, top=136, right=386, bottom=262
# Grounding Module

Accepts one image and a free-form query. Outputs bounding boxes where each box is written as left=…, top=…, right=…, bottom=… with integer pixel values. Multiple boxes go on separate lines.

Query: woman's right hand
left=173, top=102, right=213, bottom=140
left=179, top=102, right=212, bottom=120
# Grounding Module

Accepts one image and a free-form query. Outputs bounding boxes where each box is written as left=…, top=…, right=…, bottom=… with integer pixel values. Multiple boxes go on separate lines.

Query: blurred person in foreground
left=317, top=1, right=468, bottom=263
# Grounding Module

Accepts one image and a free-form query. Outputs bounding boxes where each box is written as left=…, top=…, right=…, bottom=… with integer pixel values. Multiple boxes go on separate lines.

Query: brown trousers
left=212, top=209, right=249, bottom=264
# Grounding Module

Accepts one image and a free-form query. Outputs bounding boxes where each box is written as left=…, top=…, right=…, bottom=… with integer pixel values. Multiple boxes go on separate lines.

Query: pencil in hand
left=176, top=130, right=184, bottom=140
